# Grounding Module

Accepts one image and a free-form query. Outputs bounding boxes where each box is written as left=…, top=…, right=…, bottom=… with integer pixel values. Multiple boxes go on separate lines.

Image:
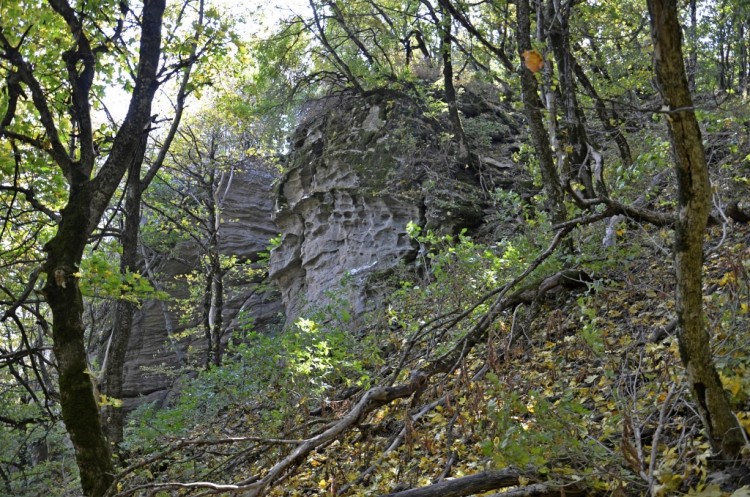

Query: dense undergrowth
left=90, top=107, right=750, bottom=496
left=4, top=93, right=750, bottom=496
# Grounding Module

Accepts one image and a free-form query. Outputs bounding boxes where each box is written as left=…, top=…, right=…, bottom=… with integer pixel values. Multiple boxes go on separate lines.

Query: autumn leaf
left=522, top=50, right=544, bottom=73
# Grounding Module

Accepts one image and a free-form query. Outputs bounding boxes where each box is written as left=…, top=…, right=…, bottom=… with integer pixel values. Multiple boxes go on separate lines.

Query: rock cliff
left=118, top=85, right=526, bottom=407
left=269, top=88, right=523, bottom=326
left=119, top=161, right=283, bottom=408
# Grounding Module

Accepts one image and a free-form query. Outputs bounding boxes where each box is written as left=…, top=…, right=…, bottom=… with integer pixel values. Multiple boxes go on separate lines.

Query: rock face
left=119, top=85, right=525, bottom=407
left=269, top=90, right=515, bottom=326
left=271, top=188, right=420, bottom=327
left=119, top=160, right=283, bottom=409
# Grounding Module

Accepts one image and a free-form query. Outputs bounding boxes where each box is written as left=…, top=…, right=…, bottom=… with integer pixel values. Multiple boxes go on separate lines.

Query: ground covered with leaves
left=106, top=172, right=750, bottom=497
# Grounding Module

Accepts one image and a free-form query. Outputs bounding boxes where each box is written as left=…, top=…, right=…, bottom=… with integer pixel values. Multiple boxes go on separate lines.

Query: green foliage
left=0, top=395, right=78, bottom=496
left=482, top=372, right=606, bottom=472
left=513, top=143, right=542, bottom=188
left=77, top=249, right=166, bottom=304
left=463, top=116, right=510, bottom=152
left=612, top=136, right=670, bottom=194
left=126, top=297, right=380, bottom=452
left=384, top=222, right=562, bottom=368
left=5, top=0, right=750, bottom=493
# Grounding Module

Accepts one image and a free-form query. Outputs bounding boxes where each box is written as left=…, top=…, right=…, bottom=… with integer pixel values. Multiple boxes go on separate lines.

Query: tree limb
left=0, top=185, right=60, bottom=222
left=380, top=469, right=521, bottom=497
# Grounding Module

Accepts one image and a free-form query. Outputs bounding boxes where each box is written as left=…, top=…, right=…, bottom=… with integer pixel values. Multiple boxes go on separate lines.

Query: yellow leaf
left=687, top=484, right=723, bottom=497
left=730, top=486, right=750, bottom=497
left=522, top=50, right=544, bottom=73
left=719, top=271, right=736, bottom=287
left=719, top=373, right=744, bottom=397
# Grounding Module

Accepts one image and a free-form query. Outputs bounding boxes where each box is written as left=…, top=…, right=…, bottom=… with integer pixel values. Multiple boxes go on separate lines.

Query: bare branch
left=0, top=185, right=60, bottom=222
left=381, top=469, right=521, bottom=497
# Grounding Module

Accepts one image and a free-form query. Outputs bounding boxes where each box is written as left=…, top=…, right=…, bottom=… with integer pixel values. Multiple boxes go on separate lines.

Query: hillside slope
left=110, top=92, right=750, bottom=497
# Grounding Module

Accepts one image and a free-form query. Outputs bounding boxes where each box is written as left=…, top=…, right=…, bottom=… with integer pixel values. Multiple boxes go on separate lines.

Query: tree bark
left=440, top=4, right=469, bottom=164
left=516, top=0, right=566, bottom=223
left=35, top=1, right=166, bottom=495
left=546, top=0, right=594, bottom=197
left=99, top=143, right=146, bottom=449
left=43, top=216, right=115, bottom=497
left=647, top=0, right=745, bottom=461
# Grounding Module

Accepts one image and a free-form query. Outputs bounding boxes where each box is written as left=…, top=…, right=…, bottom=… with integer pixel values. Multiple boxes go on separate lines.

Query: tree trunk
left=37, top=2, right=166, bottom=494
left=647, top=0, right=745, bottom=461
left=439, top=4, right=471, bottom=166
left=546, top=0, right=594, bottom=198
left=571, top=55, right=632, bottom=165
left=202, top=266, right=216, bottom=369
left=211, top=265, right=225, bottom=367
left=43, top=188, right=114, bottom=497
left=100, top=144, right=146, bottom=449
left=739, top=21, right=749, bottom=99
left=516, top=0, right=566, bottom=223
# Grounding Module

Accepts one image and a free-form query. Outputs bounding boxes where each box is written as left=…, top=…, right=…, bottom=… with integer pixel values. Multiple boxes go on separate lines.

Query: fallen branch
left=337, top=395, right=445, bottom=495
left=239, top=372, right=428, bottom=495
left=380, top=469, right=521, bottom=497
left=108, top=373, right=432, bottom=497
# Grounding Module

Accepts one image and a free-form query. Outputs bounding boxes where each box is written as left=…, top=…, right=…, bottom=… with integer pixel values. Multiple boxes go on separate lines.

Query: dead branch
left=236, top=373, right=428, bottom=495
left=379, top=469, right=521, bottom=497
left=337, top=395, right=445, bottom=495
left=109, top=372, right=433, bottom=497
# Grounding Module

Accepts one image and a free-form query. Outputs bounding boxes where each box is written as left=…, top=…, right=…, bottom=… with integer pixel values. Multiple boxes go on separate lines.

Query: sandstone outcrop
left=120, top=160, right=282, bottom=408
left=119, top=85, right=525, bottom=406
left=269, top=90, right=520, bottom=326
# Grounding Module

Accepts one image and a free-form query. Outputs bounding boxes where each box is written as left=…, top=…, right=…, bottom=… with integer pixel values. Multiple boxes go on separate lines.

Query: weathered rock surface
left=269, top=90, right=519, bottom=326
left=119, top=85, right=526, bottom=407
left=120, top=160, right=282, bottom=409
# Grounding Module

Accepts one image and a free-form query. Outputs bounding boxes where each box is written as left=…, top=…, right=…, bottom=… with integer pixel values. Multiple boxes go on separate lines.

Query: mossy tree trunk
left=43, top=187, right=113, bottom=497
left=19, top=1, right=167, bottom=494
left=647, top=0, right=745, bottom=461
